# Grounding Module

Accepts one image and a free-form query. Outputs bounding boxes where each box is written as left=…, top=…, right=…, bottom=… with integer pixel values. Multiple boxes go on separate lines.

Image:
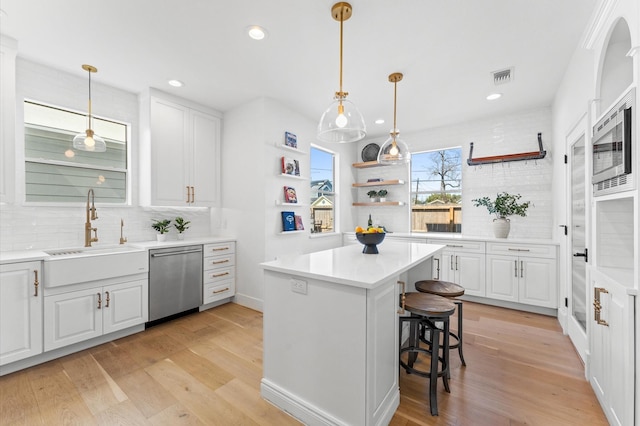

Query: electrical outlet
left=291, top=279, right=307, bottom=295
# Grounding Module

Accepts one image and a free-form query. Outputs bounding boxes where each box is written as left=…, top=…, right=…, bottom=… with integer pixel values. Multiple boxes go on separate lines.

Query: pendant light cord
left=87, top=68, right=92, bottom=131
left=338, top=10, right=343, bottom=97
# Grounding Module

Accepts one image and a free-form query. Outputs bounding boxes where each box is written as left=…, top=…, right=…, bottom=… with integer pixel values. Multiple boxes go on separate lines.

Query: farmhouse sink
left=44, top=245, right=148, bottom=288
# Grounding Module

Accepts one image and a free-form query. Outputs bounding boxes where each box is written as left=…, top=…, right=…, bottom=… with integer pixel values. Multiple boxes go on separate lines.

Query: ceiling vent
left=492, top=67, right=514, bottom=85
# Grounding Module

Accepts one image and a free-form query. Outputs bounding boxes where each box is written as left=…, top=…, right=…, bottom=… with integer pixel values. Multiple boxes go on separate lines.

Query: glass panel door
left=571, top=135, right=587, bottom=331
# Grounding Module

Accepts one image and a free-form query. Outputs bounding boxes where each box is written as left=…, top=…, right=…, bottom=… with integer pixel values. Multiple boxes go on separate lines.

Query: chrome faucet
left=85, top=189, right=98, bottom=247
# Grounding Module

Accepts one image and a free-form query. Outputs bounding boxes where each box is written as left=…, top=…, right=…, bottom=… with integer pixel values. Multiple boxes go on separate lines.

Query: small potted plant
left=174, top=216, right=191, bottom=240
left=367, top=190, right=379, bottom=202
left=377, top=189, right=388, bottom=202
left=151, top=219, right=171, bottom=242
left=472, top=192, right=530, bottom=238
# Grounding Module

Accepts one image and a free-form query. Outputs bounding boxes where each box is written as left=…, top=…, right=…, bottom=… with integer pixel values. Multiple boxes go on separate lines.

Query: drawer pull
left=212, top=247, right=230, bottom=251
left=211, top=272, right=230, bottom=278
left=213, top=287, right=230, bottom=294
left=446, top=244, right=463, bottom=248
left=211, top=259, right=229, bottom=264
left=507, top=248, right=530, bottom=252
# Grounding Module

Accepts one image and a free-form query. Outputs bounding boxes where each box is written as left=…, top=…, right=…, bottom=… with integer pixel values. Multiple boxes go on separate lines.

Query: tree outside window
left=411, top=148, right=462, bottom=233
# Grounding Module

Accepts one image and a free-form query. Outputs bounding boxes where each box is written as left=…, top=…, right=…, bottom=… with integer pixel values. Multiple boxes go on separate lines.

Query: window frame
left=310, top=144, right=338, bottom=235
left=22, top=99, right=132, bottom=206
left=410, top=147, right=463, bottom=233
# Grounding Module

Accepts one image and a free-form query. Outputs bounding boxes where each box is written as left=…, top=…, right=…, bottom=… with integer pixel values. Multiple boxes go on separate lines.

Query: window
left=24, top=101, right=129, bottom=203
left=310, top=146, right=336, bottom=233
left=410, top=148, right=462, bottom=233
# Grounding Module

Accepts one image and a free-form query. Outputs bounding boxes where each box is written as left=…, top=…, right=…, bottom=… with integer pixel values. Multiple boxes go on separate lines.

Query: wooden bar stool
left=415, top=280, right=466, bottom=366
left=399, top=292, right=456, bottom=416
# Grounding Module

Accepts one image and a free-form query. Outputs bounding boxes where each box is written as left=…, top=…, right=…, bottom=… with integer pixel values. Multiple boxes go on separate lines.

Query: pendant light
left=377, top=72, right=410, bottom=164
left=317, top=2, right=366, bottom=143
left=73, top=64, right=106, bottom=152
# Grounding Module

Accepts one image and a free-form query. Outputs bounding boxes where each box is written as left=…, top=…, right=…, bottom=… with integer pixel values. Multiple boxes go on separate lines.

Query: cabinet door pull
left=593, top=287, right=609, bottom=326
left=450, top=255, right=454, bottom=271
left=33, top=270, right=39, bottom=297
left=433, top=258, right=440, bottom=280
left=105, top=291, right=110, bottom=308
left=97, top=292, right=102, bottom=309
left=514, top=260, right=518, bottom=278
left=212, top=272, right=230, bottom=278
left=191, top=186, right=195, bottom=203
left=520, top=260, right=524, bottom=278
left=213, top=287, right=230, bottom=294
left=186, top=186, right=191, bottom=204
left=212, top=259, right=229, bottom=264
left=397, top=281, right=406, bottom=314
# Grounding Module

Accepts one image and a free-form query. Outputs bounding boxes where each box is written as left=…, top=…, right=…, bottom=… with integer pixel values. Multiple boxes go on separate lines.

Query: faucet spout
left=85, top=189, right=99, bottom=247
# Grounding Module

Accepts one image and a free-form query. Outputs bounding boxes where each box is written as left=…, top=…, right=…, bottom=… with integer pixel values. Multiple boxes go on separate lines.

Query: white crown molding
left=581, top=0, right=619, bottom=50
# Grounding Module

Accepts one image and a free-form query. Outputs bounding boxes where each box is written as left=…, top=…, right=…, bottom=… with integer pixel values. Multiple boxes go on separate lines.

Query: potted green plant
left=472, top=192, right=530, bottom=238
left=367, top=190, right=379, bottom=202
left=377, top=189, right=388, bottom=202
left=151, top=219, right=171, bottom=241
left=174, top=216, right=190, bottom=240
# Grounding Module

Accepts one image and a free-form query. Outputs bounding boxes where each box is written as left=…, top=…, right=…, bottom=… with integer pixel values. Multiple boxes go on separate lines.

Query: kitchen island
left=260, top=241, right=444, bottom=426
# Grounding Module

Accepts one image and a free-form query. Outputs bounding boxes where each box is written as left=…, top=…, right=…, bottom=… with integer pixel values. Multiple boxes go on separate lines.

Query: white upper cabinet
left=140, top=89, right=221, bottom=207
left=0, top=36, right=17, bottom=205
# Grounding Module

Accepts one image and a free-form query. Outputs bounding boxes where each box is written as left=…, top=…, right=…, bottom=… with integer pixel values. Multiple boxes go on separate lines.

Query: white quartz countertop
left=0, top=235, right=235, bottom=265
left=260, top=241, right=445, bottom=289
left=344, top=232, right=559, bottom=245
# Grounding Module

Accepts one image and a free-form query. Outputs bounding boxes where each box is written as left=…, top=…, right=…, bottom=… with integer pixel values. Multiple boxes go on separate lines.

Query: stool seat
left=415, top=280, right=465, bottom=297
left=404, top=292, right=456, bottom=317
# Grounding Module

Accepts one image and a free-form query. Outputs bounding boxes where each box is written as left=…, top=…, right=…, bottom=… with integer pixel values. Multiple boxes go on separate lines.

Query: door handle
left=593, top=287, right=609, bottom=326
left=573, top=248, right=588, bottom=262
left=433, top=257, right=440, bottom=280
left=33, top=270, right=39, bottom=297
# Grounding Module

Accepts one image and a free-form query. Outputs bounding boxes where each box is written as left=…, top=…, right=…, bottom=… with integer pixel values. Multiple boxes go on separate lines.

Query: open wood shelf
left=352, top=161, right=388, bottom=169
left=352, top=201, right=405, bottom=206
left=352, top=179, right=404, bottom=188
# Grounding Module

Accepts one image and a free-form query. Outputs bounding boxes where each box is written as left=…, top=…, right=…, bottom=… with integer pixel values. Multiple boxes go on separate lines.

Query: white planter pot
left=370, top=197, right=379, bottom=203
left=378, top=197, right=386, bottom=202
left=177, top=233, right=185, bottom=240
left=492, top=218, right=511, bottom=238
left=157, top=234, right=167, bottom=242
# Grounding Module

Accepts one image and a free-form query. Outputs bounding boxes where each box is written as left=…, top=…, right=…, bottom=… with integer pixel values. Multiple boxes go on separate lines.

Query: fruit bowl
left=356, top=232, right=386, bottom=254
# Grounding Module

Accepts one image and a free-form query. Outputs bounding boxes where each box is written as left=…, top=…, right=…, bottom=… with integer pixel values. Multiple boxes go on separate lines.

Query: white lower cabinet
left=0, top=261, right=43, bottom=366
left=427, top=239, right=486, bottom=297
left=202, top=241, right=236, bottom=304
left=44, top=278, right=148, bottom=351
left=486, top=243, right=557, bottom=308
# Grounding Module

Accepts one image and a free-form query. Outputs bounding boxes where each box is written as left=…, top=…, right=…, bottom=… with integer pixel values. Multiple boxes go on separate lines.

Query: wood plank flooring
left=0, top=301, right=607, bottom=425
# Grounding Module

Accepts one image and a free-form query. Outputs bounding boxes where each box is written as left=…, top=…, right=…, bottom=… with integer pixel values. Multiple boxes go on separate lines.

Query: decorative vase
left=493, top=217, right=510, bottom=238
left=379, top=197, right=386, bottom=202
left=157, top=234, right=167, bottom=242
left=177, top=233, right=185, bottom=240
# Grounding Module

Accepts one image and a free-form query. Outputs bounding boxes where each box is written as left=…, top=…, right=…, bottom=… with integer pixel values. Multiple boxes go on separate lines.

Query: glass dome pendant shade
left=73, top=65, right=106, bottom=153
left=317, top=2, right=366, bottom=143
left=378, top=73, right=410, bottom=164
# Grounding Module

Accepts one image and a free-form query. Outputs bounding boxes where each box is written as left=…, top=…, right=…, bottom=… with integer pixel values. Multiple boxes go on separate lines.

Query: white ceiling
left=0, top=0, right=597, bottom=138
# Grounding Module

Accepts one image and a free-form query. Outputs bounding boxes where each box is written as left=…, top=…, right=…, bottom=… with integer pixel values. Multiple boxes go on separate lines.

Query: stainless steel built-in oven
left=592, top=87, right=635, bottom=195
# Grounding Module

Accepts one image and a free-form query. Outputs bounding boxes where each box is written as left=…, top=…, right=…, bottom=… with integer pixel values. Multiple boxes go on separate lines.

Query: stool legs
left=454, top=301, right=466, bottom=366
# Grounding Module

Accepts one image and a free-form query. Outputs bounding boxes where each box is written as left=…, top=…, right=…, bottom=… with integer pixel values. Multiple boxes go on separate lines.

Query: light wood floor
left=0, top=301, right=607, bottom=425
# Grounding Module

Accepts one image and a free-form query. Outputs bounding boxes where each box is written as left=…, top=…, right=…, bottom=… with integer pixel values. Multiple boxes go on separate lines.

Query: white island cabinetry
left=0, top=261, right=43, bottom=366
left=261, top=242, right=444, bottom=425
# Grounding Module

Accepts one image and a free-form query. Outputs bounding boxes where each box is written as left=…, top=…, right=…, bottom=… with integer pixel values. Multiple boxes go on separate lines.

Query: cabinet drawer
left=487, top=242, right=556, bottom=258
left=204, top=242, right=235, bottom=256
left=203, top=280, right=235, bottom=304
left=203, top=254, right=235, bottom=269
left=204, top=267, right=235, bottom=284
left=427, top=239, right=485, bottom=253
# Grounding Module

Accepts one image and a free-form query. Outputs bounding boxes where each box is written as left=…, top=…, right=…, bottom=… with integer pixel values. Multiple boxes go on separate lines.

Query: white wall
left=353, top=107, right=554, bottom=239
left=219, top=97, right=347, bottom=311
left=0, top=59, right=213, bottom=251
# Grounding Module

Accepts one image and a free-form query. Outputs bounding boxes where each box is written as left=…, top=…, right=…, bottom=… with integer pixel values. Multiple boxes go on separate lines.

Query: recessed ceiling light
left=247, top=26, right=267, bottom=40
left=486, top=93, right=502, bottom=101
left=168, top=79, right=184, bottom=87
left=375, top=119, right=385, bottom=125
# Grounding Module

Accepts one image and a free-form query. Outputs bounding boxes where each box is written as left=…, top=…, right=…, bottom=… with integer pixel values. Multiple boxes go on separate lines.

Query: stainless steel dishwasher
left=148, top=245, right=202, bottom=323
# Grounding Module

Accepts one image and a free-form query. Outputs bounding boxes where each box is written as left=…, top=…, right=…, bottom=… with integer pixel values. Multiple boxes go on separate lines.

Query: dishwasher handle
left=151, top=249, right=202, bottom=258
